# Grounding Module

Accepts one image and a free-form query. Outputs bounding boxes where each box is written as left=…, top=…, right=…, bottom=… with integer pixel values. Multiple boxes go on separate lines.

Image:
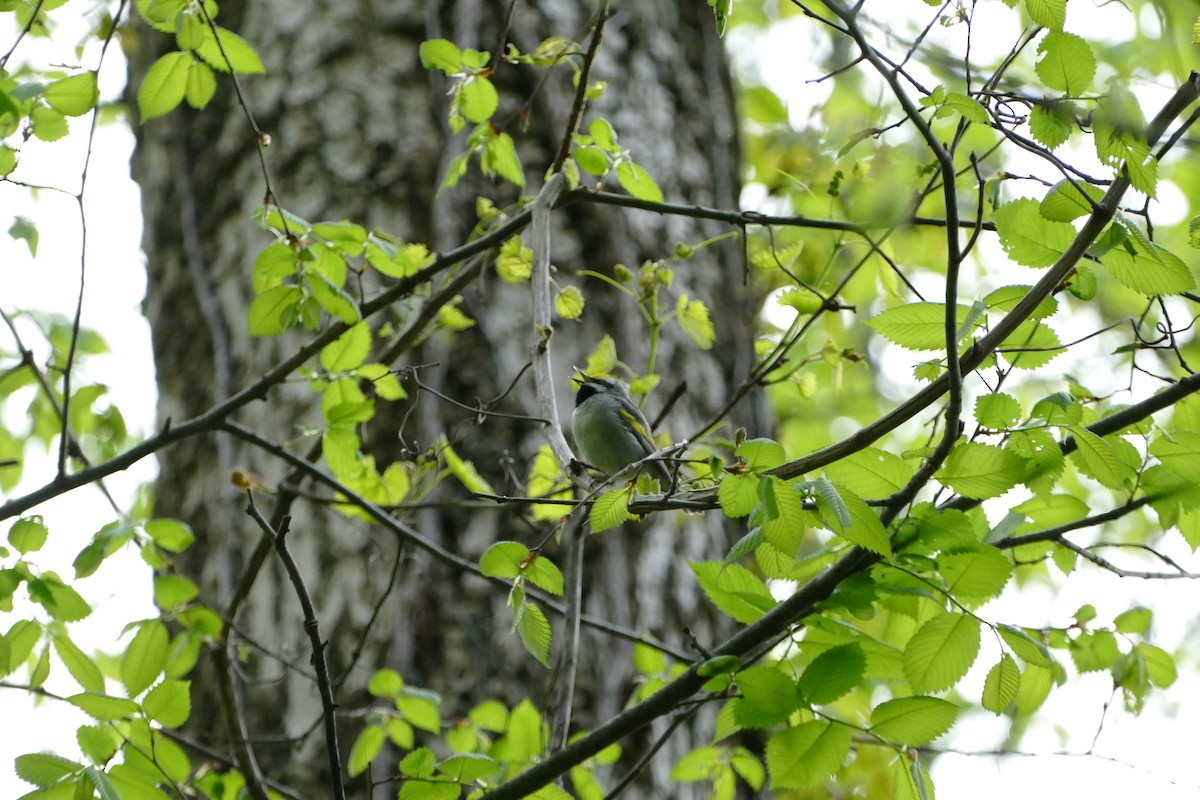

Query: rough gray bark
left=129, top=0, right=756, bottom=795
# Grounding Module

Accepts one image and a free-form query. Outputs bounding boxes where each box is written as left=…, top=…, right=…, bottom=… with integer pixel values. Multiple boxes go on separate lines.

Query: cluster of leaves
left=2, top=514, right=250, bottom=799
left=346, top=667, right=623, bottom=798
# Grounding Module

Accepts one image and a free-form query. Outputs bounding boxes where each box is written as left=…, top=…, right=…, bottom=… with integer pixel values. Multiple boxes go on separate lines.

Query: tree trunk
left=128, top=0, right=752, bottom=795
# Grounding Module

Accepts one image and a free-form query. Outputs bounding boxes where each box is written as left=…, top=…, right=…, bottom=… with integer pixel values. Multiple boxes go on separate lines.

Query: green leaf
left=195, top=26, right=265, bottom=74
left=120, top=621, right=168, bottom=697
left=481, top=130, right=524, bottom=187
left=760, top=477, right=806, bottom=557
left=480, top=542, right=530, bottom=580
left=823, top=487, right=891, bottom=556
left=77, top=725, right=120, bottom=766
left=940, top=91, right=987, bottom=123
left=138, top=51, right=192, bottom=120
left=935, top=442, right=1025, bottom=499
left=823, top=448, right=912, bottom=499
left=30, top=104, right=69, bottom=141
left=248, top=285, right=302, bottom=336
left=1025, top=0, right=1065, bottom=30
left=937, top=545, right=1012, bottom=601
left=870, top=696, right=958, bottom=745
left=145, top=519, right=195, bottom=552
left=982, top=654, right=1022, bottom=713
left=1040, top=179, right=1102, bottom=222
left=439, top=435, right=493, bottom=494
left=590, top=487, right=634, bottom=533
left=867, top=302, right=977, bottom=351
left=419, top=39, right=462, bottom=73
left=460, top=76, right=499, bottom=123
left=993, top=198, right=1076, bottom=268
left=735, top=664, right=800, bottom=728
left=9, top=516, right=49, bottom=553
left=555, top=286, right=585, bottom=320
left=14, top=753, right=81, bottom=788
left=496, top=236, right=533, bottom=282
left=797, top=643, right=866, bottom=705
left=524, top=555, right=564, bottom=596
left=766, top=721, right=851, bottom=789
left=1035, top=32, right=1095, bottom=94
left=975, top=393, right=1022, bottom=429
left=1030, top=100, right=1075, bottom=149
left=44, top=72, right=99, bottom=116
left=690, top=562, right=776, bottom=624
left=142, top=679, right=191, bottom=727
left=320, top=321, right=371, bottom=372
left=1068, top=425, right=1130, bottom=490
left=51, top=632, right=104, bottom=692
left=677, top=295, right=715, bottom=349
left=616, top=160, right=664, bottom=203
left=348, top=725, right=385, bottom=777
left=516, top=601, right=551, bottom=667
left=903, top=612, right=982, bottom=693
left=306, top=272, right=362, bottom=323
left=718, top=473, right=760, bottom=518
left=67, top=692, right=140, bottom=720
left=437, top=753, right=500, bottom=782
left=737, top=439, right=786, bottom=472
left=1101, top=240, right=1195, bottom=296
left=184, top=62, right=216, bottom=109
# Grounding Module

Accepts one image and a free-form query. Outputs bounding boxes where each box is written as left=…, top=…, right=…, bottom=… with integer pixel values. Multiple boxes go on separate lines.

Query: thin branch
left=244, top=497, right=346, bottom=800
left=551, top=1, right=610, bottom=173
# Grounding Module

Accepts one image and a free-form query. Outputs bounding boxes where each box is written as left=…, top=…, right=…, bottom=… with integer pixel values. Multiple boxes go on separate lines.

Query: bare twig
left=244, top=496, right=346, bottom=800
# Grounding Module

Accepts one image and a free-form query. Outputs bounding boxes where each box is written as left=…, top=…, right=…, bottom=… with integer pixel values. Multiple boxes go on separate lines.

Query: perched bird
left=571, top=371, right=671, bottom=488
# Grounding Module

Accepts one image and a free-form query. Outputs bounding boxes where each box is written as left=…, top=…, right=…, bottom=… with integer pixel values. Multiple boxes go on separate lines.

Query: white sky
left=3, top=1, right=1200, bottom=798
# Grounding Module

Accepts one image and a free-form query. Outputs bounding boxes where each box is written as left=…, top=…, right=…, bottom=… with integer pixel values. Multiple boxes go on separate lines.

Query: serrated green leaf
left=766, top=721, right=851, bottom=789
left=718, top=472, right=760, bottom=517
left=14, top=753, right=81, bottom=788
left=248, top=284, right=302, bottom=336
left=44, top=72, right=99, bottom=116
left=823, top=449, right=912, bottom=499
left=9, top=516, right=48, bottom=553
left=1101, top=241, right=1195, bottom=296
left=480, top=541, right=530, bottom=580
left=419, top=39, right=462, bottom=73
left=142, top=679, right=191, bottom=727
left=690, top=561, right=776, bottom=624
left=195, top=26, right=265, bottom=74
left=1035, top=31, right=1095, bottom=94
left=870, top=696, right=958, bottom=745
left=677, top=295, right=715, bottom=349
left=797, top=643, right=866, bottom=705
left=975, top=393, right=1022, bottom=429
left=460, top=76, right=499, bottom=123
left=138, top=51, right=191, bottom=120
left=616, top=160, right=664, bottom=203
left=590, top=487, right=633, bottom=532
left=938, top=545, right=1011, bottom=600
left=1040, top=179, right=1102, bottom=222
left=994, top=198, right=1076, bottom=268
left=348, top=725, right=386, bottom=777
left=824, top=487, right=891, bottom=556
left=320, top=321, right=371, bottom=372
left=121, top=621, right=169, bottom=697
left=867, top=302, right=977, bottom=351
left=982, top=654, right=1022, bottom=713
left=516, top=602, right=551, bottom=666
left=1026, top=0, right=1066, bottom=30
left=903, top=612, right=981, bottom=693
left=936, top=442, right=1025, bottom=500
left=67, top=692, right=140, bottom=720
left=736, top=664, right=800, bottom=727
left=51, top=632, right=104, bottom=692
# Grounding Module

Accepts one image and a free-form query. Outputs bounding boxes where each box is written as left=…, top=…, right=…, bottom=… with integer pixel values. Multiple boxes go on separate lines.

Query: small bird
left=571, top=371, right=672, bottom=488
